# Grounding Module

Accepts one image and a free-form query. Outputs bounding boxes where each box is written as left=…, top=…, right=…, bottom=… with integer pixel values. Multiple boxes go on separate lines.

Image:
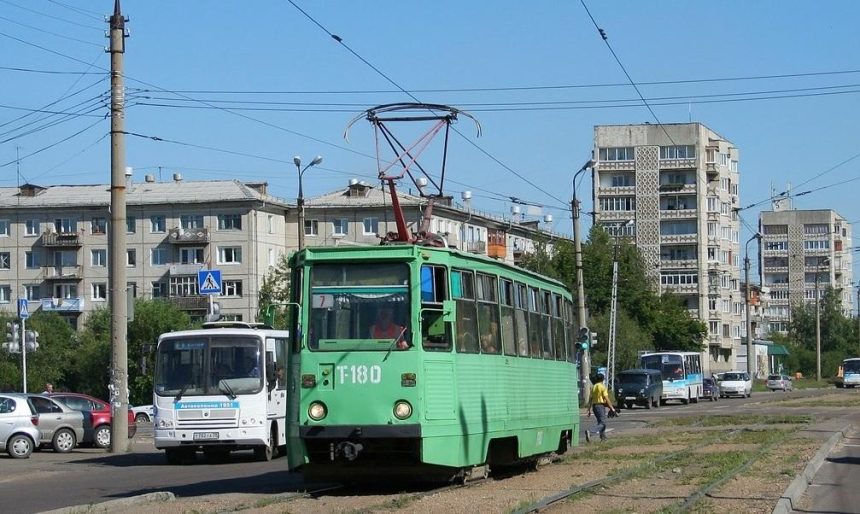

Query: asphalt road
left=796, top=424, right=860, bottom=514
left=0, top=388, right=848, bottom=514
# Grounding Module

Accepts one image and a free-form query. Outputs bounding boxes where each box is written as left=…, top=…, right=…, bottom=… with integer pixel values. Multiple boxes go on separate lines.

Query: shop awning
left=767, top=344, right=789, bottom=356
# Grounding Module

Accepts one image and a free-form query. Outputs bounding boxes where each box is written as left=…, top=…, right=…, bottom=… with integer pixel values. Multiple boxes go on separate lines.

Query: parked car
left=131, top=405, right=154, bottom=423
left=718, top=371, right=752, bottom=398
left=49, top=392, right=136, bottom=449
left=0, top=394, right=41, bottom=458
left=614, top=369, right=663, bottom=409
left=24, top=394, right=85, bottom=453
left=702, top=377, right=719, bottom=401
left=766, top=374, right=793, bottom=392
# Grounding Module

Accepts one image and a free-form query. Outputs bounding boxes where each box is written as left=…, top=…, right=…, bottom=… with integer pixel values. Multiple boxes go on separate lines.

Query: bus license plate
left=193, top=432, right=219, bottom=441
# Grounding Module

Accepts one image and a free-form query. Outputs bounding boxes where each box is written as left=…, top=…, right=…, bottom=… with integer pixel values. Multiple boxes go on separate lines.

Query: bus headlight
left=308, top=402, right=327, bottom=421
left=393, top=401, right=412, bottom=420
left=157, top=418, right=174, bottom=428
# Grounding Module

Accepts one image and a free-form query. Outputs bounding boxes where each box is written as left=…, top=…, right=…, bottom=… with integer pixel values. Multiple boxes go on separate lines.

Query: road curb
left=39, top=491, right=176, bottom=514
left=771, top=423, right=854, bottom=514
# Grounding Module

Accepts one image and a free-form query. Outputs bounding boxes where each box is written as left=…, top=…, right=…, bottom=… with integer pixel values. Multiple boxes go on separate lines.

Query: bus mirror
left=442, top=300, right=455, bottom=322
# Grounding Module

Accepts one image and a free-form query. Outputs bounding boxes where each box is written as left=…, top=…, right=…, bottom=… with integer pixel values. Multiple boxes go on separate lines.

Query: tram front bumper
left=300, top=424, right=421, bottom=439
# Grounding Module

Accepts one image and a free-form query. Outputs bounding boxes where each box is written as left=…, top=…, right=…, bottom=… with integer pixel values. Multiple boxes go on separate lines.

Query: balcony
left=659, top=158, right=697, bottom=170
left=167, top=227, right=210, bottom=245
left=660, top=234, right=697, bottom=244
left=660, top=208, right=697, bottom=220
left=662, top=283, right=699, bottom=294
left=40, top=297, right=85, bottom=313
left=597, top=185, right=636, bottom=196
left=169, top=263, right=204, bottom=276
left=42, top=265, right=82, bottom=280
left=42, top=231, right=83, bottom=247
left=660, top=258, right=698, bottom=269
left=488, top=243, right=506, bottom=259
left=164, top=296, right=209, bottom=311
left=596, top=160, right=635, bottom=172
left=705, top=162, right=719, bottom=181
left=466, top=241, right=486, bottom=254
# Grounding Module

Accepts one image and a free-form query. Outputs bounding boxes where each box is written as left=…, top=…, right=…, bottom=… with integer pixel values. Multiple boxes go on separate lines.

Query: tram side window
left=499, top=279, right=517, bottom=356
left=527, top=287, right=542, bottom=358
left=539, top=290, right=554, bottom=359
left=564, top=299, right=575, bottom=363
left=421, top=264, right=452, bottom=352
left=552, top=293, right=565, bottom=361
left=452, top=269, right=479, bottom=353
left=420, top=265, right=448, bottom=304
left=514, top=283, right=529, bottom=356
left=476, top=273, right=500, bottom=354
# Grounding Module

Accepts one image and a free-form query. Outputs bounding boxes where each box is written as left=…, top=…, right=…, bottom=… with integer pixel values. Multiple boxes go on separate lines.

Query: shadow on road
left=103, top=470, right=306, bottom=499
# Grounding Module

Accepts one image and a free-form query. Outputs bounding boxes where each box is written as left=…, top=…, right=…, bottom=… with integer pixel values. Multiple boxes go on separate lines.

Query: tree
left=785, top=286, right=858, bottom=378
left=258, top=251, right=292, bottom=329
left=648, top=295, right=707, bottom=352
left=0, top=312, right=77, bottom=393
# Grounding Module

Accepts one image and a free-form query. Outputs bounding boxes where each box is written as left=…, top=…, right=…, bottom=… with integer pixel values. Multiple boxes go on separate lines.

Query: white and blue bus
left=639, top=351, right=703, bottom=405
left=837, top=358, right=860, bottom=388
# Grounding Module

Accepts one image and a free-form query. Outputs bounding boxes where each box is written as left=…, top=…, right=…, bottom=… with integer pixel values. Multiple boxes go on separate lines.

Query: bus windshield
left=640, top=354, right=684, bottom=381
left=843, top=359, right=860, bottom=373
left=154, top=336, right=263, bottom=397
left=309, top=262, right=410, bottom=351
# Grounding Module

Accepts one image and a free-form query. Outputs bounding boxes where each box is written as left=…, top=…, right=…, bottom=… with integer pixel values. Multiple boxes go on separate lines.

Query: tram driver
left=370, top=306, right=410, bottom=349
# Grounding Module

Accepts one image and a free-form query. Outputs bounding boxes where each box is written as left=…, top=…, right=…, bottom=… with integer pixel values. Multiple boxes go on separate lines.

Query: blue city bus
left=837, top=358, right=860, bottom=388
left=639, top=351, right=703, bottom=405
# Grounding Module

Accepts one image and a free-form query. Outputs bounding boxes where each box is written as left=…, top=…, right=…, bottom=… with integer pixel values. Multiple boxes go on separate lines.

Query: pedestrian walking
left=585, top=373, right=616, bottom=442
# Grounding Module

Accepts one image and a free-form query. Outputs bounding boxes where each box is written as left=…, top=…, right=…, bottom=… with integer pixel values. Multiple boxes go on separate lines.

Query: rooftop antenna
left=345, top=103, right=480, bottom=245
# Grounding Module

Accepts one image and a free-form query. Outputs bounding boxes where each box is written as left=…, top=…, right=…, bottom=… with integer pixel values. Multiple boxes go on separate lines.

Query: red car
left=49, top=392, right=136, bottom=448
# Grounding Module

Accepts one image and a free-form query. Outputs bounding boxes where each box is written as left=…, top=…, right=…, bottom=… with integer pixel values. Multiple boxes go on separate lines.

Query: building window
left=598, top=147, right=634, bottom=161
left=126, top=216, right=136, bottom=234
left=268, top=248, right=275, bottom=266
left=180, top=247, right=204, bottom=264
left=599, top=196, right=635, bottom=212
left=180, top=214, right=204, bottom=229
left=604, top=221, right=636, bottom=237
left=363, top=217, right=379, bottom=235
left=267, top=214, right=275, bottom=234
left=0, top=220, right=9, bottom=236
left=660, top=221, right=697, bottom=235
left=804, top=224, right=829, bottom=234
left=151, top=247, right=168, bottom=265
left=765, top=241, right=788, bottom=251
left=217, top=214, right=242, bottom=230
left=24, top=285, right=39, bottom=300
left=304, top=219, right=318, bottom=236
left=169, top=276, right=198, bottom=297
left=25, top=219, right=40, bottom=236
left=660, top=271, right=699, bottom=285
left=218, top=246, right=242, bottom=264
left=92, top=283, right=107, bottom=301
left=0, top=285, right=10, bottom=303
left=128, top=282, right=137, bottom=298
left=151, top=281, right=168, bottom=298
left=0, top=252, right=9, bottom=270
left=609, top=174, right=635, bottom=187
left=150, top=215, right=166, bottom=233
left=332, top=218, right=349, bottom=236
left=223, top=280, right=242, bottom=297
left=659, top=145, right=696, bottom=160
left=762, top=224, right=788, bottom=235
left=707, top=247, right=718, bottom=261
left=54, top=284, right=78, bottom=299
left=803, top=240, right=830, bottom=251
left=54, top=218, right=76, bottom=234
left=91, top=249, right=107, bottom=267
left=25, top=251, right=40, bottom=269
left=91, top=217, right=107, bottom=235
left=126, top=249, right=136, bottom=267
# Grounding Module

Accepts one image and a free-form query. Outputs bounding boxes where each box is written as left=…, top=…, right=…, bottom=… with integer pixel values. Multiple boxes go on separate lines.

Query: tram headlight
left=308, top=401, right=327, bottom=421
left=393, top=400, right=412, bottom=420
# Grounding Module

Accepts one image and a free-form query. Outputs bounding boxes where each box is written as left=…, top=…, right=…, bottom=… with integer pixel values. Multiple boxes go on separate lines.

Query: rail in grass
left=152, top=322, right=289, bottom=464
left=639, top=351, right=704, bottom=404
left=285, top=244, right=580, bottom=481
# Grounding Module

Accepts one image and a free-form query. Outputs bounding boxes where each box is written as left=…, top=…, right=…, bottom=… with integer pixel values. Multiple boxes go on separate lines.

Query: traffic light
left=24, top=330, right=39, bottom=352
left=4, top=322, right=20, bottom=353
left=577, top=327, right=590, bottom=351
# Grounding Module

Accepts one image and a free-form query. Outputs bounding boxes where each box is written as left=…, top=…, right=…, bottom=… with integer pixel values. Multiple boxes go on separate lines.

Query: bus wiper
left=383, top=326, right=409, bottom=362
left=218, top=379, right=237, bottom=400
left=175, top=383, right=190, bottom=402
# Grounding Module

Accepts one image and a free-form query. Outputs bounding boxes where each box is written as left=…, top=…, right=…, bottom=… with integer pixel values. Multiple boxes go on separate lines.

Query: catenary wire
left=0, top=14, right=104, bottom=47
left=0, top=0, right=103, bottom=31
left=0, top=116, right=105, bottom=168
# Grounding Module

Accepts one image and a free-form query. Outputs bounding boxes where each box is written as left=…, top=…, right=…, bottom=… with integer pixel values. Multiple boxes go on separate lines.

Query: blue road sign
left=198, top=269, right=222, bottom=295
left=18, top=299, right=29, bottom=320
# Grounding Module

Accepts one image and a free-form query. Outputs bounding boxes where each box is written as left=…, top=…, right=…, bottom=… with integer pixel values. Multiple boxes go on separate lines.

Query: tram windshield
left=309, top=262, right=411, bottom=351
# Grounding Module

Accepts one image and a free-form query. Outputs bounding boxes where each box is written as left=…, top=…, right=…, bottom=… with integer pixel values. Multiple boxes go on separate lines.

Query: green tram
left=285, top=244, right=580, bottom=481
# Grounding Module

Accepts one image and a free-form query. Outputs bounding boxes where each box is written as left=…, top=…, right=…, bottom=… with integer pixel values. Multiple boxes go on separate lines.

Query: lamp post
left=572, top=159, right=594, bottom=403
left=815, top=256, right=830, bottom=382
left=744, top=233, right=761, bottom=379
left=294, top=155, right=323, bottom=251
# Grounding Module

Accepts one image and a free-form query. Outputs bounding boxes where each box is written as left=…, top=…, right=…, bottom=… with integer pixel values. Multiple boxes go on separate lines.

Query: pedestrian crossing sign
left=198, top=269, right=222, bottom=295
left=18, top=299, right=29, bottom=320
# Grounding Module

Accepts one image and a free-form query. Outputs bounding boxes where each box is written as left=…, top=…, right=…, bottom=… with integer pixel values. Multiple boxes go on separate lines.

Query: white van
left=718, top=371, right=752, bottom=398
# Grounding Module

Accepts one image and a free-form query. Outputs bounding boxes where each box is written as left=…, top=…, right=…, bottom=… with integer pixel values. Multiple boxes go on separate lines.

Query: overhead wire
left=46, top=0, right=104, bottom=20
left=0, top=0, right=103, bottom=31
left=0, top=13, right=104, bottom=47
left=0, top=116, right=105, bottom=168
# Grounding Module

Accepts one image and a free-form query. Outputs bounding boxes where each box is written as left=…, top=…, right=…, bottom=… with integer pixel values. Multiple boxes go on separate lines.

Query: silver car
left=0, top=394, right=40, bottom=459
left=766, top=374, right=794, bottom=392
left=25, top=394, right=85, bottom=453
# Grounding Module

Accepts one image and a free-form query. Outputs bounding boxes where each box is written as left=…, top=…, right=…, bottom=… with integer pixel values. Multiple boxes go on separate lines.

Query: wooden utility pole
left=108, top=0, right=129, bottom=453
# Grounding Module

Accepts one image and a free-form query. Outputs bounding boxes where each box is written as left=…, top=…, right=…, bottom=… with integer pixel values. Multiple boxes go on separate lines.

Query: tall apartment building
left=593, top=123, right=742, bottom=375
left=0, top=178, right=292, bottom=327
left=759, top=208, right=854, bottom=333
left=0, top=177, right=563, bottom=328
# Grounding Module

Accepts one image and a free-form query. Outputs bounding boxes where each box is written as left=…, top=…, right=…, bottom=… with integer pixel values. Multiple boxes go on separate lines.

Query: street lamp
left=744, top=233, right=761, bottom=379
left=294, top=155, right=323, bottom=251
left=815, top=256, right=831, bottom=382
left=572, top=158, right=594, bottom=402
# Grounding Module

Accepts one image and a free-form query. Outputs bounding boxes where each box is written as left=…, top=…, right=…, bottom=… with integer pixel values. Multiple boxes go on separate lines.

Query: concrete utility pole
left=573, top=159, right=593, bottom=404
left=814, top=257, right=830, bottom=382
left=857, top=283, right=859, bottom=356
left=744, top=233, right=760, bottom=379
left=108, top=0, right=129, bottom=453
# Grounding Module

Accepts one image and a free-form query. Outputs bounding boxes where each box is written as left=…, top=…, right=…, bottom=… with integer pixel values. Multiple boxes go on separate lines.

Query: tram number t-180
left=337, top=365, right=382, bottom=384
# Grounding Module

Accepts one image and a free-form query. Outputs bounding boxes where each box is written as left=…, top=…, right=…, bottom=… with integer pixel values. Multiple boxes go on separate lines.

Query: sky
left=2, top=1, right=860, bottom=281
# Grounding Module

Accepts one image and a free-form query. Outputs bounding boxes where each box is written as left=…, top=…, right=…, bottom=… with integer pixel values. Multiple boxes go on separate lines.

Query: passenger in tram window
left=480, top=321, right=500, bottom=354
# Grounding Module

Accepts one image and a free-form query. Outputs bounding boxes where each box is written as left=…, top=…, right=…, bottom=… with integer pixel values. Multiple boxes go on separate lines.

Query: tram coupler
left=330, top=441, right=364, bottom=461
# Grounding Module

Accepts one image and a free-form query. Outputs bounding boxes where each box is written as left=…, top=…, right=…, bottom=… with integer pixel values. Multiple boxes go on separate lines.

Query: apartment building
left=0, top=176, right=562, bottom=329
left=759, top=208, right=854, bottom=333
left=0, top=177, right=292, bottom=327
left=593, top=123, right=742, bottom=375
